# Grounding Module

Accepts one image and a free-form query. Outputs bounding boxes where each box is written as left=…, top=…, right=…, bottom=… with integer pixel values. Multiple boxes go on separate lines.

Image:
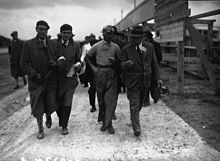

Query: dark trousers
left=57, top=105, right=71, bottom=128
left=95, top=68, right=118, bottom=127
left=143, top=90, right=150, bottom=106
left=56, top=88, right=75, bottom=128
left=88, top=80, right=96, bottom=107
left=127, top=85, right=148, bottom=131
left=117, top=77, right=126, bottom=93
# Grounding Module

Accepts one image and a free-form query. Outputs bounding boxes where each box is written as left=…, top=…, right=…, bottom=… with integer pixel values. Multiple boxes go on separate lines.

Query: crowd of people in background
left=8, top=20, right=162, bottom=139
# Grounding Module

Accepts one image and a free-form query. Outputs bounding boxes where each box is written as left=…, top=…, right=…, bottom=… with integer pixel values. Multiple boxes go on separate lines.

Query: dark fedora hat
left=60, top=24, right=72, bottom=32
left=130, top=26, right=143, bottom=37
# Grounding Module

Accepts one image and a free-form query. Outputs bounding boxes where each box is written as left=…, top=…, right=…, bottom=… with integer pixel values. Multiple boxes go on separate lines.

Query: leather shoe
left=37, top=130, right=44, bottom=139
left=13, top=85, right=19, bottom=89
left=62, top=127, right=69, bottom=135
left=45, top=115, right=52, bottom=128
left=107, top=124, right=115, bottom=134
left=134, top=129, right=141, bottom=137
left=112, top=113, right=117, bottom=120
left=100, top=121, right=106, bottom=132
left=90, top=106, right=96, bottom=113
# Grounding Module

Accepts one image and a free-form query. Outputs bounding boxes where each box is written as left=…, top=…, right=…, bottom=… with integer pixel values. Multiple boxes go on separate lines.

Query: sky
left=0, top=0, right=219, bottom=41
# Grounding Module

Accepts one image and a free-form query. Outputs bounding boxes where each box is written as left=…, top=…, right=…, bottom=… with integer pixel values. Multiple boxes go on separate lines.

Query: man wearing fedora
left=55, top=24, right=82, bottom=135
left=120, top=26, right=159, bottom=136
left=20, top=20, right=58, bottom=139
left=85, top=25, right=121, bottom=134
left=83, top=33, right=100, bottom=113
left=8, top=31, right=27, bottom=89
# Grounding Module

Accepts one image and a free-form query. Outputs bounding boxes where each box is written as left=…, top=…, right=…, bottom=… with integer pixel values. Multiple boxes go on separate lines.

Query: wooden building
left=115, top=0, right=220, bottom=94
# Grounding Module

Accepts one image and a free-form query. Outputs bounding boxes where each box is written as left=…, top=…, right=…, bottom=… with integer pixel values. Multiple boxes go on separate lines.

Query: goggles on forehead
left=103, top=25, right=114, bottom=33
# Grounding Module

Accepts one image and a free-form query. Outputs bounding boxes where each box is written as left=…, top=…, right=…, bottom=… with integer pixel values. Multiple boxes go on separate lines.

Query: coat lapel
left=129, top=45, right=142, bottom=67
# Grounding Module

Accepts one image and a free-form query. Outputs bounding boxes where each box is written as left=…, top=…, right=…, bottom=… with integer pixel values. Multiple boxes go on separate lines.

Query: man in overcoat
left=120, top=26, right=159, bottom=136
left=8, top=31, right=27, bottom=89
left=20, top=20, right=58, bottom=139
left=56, top=24, right=82, bottom=135
left=85, top=25, right=121, bottom=134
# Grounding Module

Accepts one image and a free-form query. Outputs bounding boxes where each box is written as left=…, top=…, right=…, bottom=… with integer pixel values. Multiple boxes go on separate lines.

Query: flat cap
left=36, top=20, right=50, bottom=29
left=60, top=24, right=72, bottom=32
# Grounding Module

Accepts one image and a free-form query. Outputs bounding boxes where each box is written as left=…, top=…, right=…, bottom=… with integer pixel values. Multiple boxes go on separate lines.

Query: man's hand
left=108, top=57, right=117, bottom=64
left=49, top=60, right=57, bottom=69
left=125, top=60, right=134, bottom=67
left=74, top=62, right=82, bottom=73
left=57, top=56, right=66, bottom=69
left=158, top=80, right=163, bottom=87
left=91, top=66, right=98, bottom=73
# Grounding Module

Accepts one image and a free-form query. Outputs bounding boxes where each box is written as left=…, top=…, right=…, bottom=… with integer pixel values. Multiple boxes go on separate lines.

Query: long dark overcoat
left=20, top=37, right=58, bottom=117
left=8, top=39, right=24, bottom=77
left=56, top=39, right=81, bottom=100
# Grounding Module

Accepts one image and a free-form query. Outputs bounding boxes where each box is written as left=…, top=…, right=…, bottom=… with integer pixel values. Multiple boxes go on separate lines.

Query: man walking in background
left=85, top=25, right=121, bottom=134
left=143, top=30, right=162, bottom=106
left=79, top=36, right=90, bottom=87
left=120, top=26, right=159, bottom=137
left=143, top=30, right=162, bottom=64
left=8, top=31, right=26, bottom=89
left=20, top=20, right=58, bottom=139
left=84, top=33, right=99, bottom=113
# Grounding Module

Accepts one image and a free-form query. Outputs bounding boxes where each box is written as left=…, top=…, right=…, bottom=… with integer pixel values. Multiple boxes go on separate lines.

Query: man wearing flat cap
left=55, top=24, right=82, bottom=135
left=85, top=25, right=121, bottom=134
left=120, top=26, right=159, bottom=137
left=8, top=31, right=27, bottom=89
left=20, top=20, right=58, bottom=139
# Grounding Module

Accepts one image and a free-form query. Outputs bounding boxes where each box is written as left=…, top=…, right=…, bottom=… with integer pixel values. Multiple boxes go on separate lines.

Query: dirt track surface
left=0, top=86, right=220, bottom=161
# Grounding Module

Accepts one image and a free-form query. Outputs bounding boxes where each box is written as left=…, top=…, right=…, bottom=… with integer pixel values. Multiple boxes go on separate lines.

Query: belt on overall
left=96, top=64, right=114, bottom=68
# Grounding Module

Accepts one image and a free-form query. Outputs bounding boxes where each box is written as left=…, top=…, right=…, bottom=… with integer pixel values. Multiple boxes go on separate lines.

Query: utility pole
left=121, top=9, right=123, bottom=20
left=134, top=0, right=136, bottom=8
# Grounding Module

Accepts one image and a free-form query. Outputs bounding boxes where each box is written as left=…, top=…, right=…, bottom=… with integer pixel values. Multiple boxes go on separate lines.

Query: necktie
left=136, top=45, right=141, bottom=54
left=63, top=41, right=68, bottom=46
left=41, top=40, right=46, bottom=47
left=136, top=45, right=143, bottom=66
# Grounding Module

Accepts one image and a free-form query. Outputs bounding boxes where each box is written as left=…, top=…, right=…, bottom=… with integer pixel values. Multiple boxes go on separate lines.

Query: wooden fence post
left=185, top=19, right=216, bottom=86
left=176, top=41, right=184, bottom=94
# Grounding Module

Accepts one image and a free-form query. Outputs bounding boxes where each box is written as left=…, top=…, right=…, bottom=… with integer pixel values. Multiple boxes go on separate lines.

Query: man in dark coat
left=85, top=25, right=121, bottom=134
left=20, top=20, right=58, bottom=139
left=111, top=26, right=127, bottom=120
left=143, top=30, right=162, bottom=106
left=120, top=26, right=159, bottom=137
left=56, top=24, right=82, bottom=135
left=83, top=33, right=99, bottom=113
left=8, top=31, right=27, bottom=89
left=143, top=30, right=162, bottom=64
